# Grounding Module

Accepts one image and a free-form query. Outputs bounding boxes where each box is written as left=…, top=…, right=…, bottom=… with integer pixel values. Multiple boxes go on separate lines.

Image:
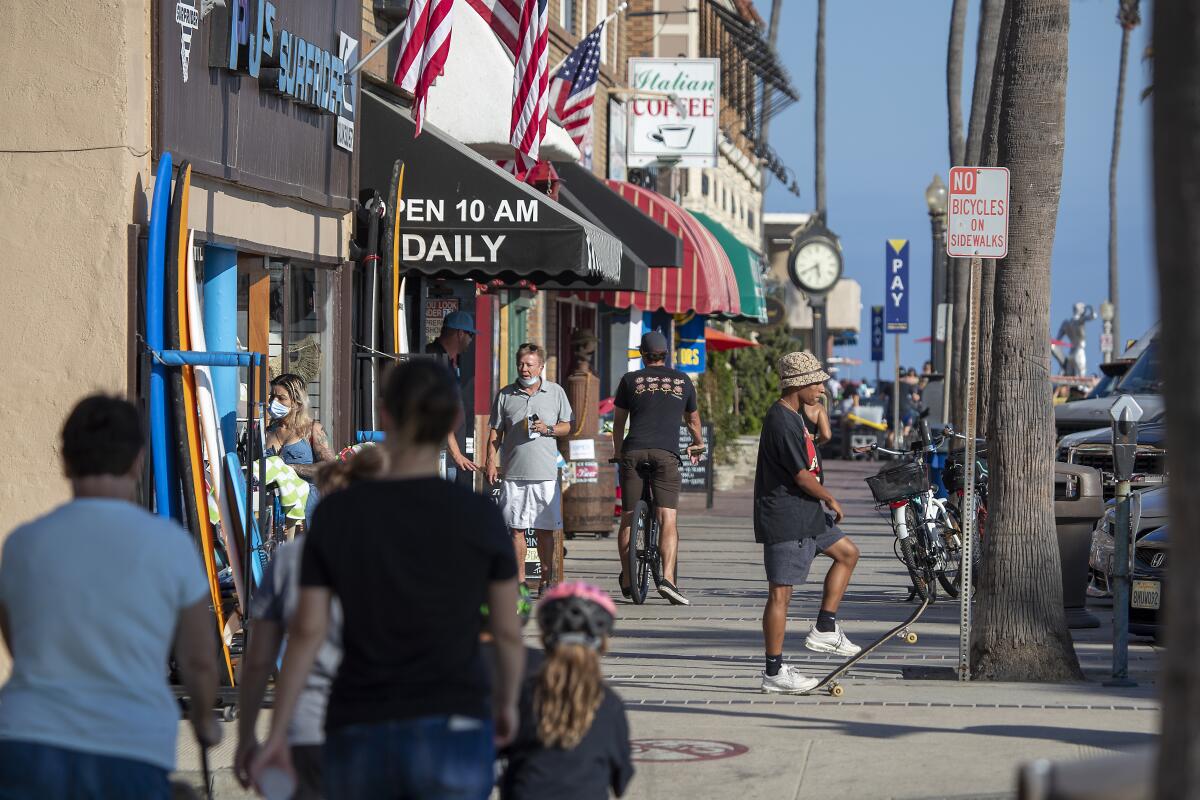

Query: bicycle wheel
left=940, top=504, right=982, bottom=597
left=898, top=505, right=935, bottom=601
left=627, top=500, right=651, bottom=604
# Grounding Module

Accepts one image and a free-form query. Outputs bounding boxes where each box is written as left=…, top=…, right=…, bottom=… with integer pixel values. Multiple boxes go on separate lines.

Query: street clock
left=788, top=221, right=843, bottom=296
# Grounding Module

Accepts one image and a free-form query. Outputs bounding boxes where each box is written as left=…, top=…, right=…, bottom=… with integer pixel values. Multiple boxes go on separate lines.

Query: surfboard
left=169, top=162, right=235, bottom=686
left=146, top=154, right=178, bottom=519
left=224, top=452, right=267, bottom=594
left=185, top=231, right=251, bottom=610
left=381, top=159, right=405, bottom=354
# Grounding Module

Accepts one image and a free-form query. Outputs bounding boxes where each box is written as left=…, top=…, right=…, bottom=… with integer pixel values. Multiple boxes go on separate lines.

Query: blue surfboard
left=147, top=154, right=178, bottom=519
left=224, top=452, right=265, bottom=588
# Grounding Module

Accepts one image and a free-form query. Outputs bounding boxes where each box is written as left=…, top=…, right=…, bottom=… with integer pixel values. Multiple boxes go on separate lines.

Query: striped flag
left=467, top=0, right=550, bottom=170
left=393, top=0, right=456, bottom=136
left=550, top=21, right=605, bottom=149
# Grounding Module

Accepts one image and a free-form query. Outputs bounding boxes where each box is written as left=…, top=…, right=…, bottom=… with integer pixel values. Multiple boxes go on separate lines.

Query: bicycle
left=612, top=447, right=705, bottom=605
left=858, top=419, right=983, bottom=601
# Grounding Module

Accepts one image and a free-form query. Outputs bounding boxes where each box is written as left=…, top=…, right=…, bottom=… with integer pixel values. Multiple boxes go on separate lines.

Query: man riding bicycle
left=612, top=331, right=705, bottom=606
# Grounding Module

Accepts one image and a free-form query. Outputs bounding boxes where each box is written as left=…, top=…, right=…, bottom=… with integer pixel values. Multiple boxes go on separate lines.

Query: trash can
left=1054, top=462, right=1105, bottom=629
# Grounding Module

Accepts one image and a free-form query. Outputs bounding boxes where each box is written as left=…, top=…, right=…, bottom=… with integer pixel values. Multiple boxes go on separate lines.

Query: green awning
left=690, top=211, right=767, bottom=322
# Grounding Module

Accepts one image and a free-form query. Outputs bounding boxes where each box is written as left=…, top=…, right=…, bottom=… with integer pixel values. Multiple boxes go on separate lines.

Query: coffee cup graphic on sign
left=650, top=123, right=695, bottom=149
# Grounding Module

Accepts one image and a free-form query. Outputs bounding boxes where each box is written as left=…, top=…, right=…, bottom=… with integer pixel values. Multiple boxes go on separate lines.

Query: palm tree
left=971, top=0, right=1082, bottom=681
left=814, top=0, right=826, bottom=217
left=1108, top=0, right=1141, bottom=359
left=1152, top=2, right=1200, bottom=794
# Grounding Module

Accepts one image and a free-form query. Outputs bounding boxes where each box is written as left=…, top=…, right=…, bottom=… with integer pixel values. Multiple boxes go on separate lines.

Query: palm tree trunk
left=946, top=0, right=969, bottom=430
left=976, top=0, right=1012, bottom=438
left=1108, top=1, right=1140, bottom=357
left=814, top=0, right=826, bottom=217
left=1152, top=2, right=1200, bottom=795
left=966, top=0, right=1005, bottom=164
left=971, top=0, right=1082, bottom=681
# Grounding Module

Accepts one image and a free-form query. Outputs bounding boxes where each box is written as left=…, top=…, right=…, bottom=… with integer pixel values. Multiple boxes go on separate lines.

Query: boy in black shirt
left=754, top=352, right=862, bottom=694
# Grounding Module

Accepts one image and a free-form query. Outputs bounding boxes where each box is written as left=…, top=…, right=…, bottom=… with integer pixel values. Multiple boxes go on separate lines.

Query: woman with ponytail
left=500, top=583, right=634, bottom=799
left=251, top=360, right=525, bottom=799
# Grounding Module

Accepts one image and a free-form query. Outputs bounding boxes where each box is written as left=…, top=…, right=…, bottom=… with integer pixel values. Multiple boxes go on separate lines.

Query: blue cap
left=442, top=310, right=476, bottom=334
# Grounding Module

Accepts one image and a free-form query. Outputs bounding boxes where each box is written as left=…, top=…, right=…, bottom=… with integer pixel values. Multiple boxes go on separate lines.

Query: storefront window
left=267, top=262, right=334, bottom=425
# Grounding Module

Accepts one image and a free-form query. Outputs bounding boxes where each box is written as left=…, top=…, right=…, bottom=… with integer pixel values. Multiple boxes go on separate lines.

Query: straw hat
left=778, top=351, right=831, bottom=390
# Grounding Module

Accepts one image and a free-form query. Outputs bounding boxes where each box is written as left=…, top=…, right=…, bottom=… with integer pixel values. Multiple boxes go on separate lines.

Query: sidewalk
left=174, top=460, right=1160, bottom=799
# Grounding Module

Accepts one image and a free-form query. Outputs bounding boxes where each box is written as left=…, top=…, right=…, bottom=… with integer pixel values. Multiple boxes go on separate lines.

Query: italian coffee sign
left=627, top=58, right=719, bottom=168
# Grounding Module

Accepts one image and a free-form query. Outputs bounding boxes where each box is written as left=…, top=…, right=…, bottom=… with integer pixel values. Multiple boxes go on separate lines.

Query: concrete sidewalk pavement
left=174, top=460, right=1160, bottom=799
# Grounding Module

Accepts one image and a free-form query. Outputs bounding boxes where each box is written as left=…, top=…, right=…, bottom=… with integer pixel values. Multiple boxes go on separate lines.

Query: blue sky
left=763, top=0, right=1156, bottom=378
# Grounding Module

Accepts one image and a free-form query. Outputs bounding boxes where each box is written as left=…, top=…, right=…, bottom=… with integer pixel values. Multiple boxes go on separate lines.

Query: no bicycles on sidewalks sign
left=946, top=166, right=1010, bottom=259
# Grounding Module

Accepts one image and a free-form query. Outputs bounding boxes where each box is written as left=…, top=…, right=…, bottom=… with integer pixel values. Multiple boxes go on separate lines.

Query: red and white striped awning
left=576, top=182, right=741, bottom=316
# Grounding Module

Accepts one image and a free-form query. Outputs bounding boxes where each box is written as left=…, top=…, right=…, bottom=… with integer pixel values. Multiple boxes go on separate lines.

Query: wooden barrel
left=562, top=434, right=617, bottom=535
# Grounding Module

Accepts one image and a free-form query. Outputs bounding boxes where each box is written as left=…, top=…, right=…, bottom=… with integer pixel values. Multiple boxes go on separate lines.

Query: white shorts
left=501, top=479, right=563, bottom=530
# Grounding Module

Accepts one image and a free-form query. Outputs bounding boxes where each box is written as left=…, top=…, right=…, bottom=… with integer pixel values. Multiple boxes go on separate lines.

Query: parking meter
left=1110, top=396, right=1142, bottom=482
left=1105, top=395, right=1142, bottom=687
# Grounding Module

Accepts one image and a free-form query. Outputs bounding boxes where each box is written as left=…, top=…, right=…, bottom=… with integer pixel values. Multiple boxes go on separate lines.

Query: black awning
left=360, top=89, right=622, bottom=285
left=549, top=183, right=649, bottom=292
left=552, top=161, right=684, bottom=269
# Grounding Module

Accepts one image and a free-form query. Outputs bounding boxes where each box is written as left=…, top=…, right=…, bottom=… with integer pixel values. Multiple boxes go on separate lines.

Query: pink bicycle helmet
left=537, top=582, right=616, bottom=650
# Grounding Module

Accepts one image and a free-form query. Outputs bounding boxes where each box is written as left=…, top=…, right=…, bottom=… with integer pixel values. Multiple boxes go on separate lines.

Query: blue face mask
left=268, top=399, right=290, bottom=419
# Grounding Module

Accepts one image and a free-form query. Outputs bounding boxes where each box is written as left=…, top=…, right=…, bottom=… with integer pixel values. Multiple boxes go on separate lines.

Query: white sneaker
left=804, top=624, right=862, bottom=657
left=760, top=663, right=819, bottom=694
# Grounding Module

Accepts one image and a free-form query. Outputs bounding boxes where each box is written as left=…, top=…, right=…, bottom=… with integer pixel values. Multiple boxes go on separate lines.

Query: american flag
left=467, top=0, right=550, bottom=170
left=393, top=0, right=456, bottom=136
left=550, top=21, right=605, bottom=149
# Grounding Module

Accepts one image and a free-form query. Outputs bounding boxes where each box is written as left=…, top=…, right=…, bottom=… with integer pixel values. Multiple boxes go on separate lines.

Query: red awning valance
left=577, top=182, right=741, bottom=316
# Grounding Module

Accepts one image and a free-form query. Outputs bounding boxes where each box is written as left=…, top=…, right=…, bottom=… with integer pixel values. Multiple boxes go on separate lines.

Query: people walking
left=0, top=395, right=220, bottom=799
left=425, top=310, right=481, bottom=478
left=234, top=447, right=384, bottom=799
left=499, top=583, right=633, bottom=800
left=612, top=331, right=706, bottom=606
left=266, top=373, right=336, bottom=528
left=250, top=360, right=524, bottom=800
left=754, top=352, right=862, bottom=694
left=485, top=343, right=573, bottom=592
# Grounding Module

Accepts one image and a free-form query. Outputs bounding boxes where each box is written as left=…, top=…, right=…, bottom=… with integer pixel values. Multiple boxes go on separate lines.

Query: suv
left=1054, top=328, right=1162, bottom=440
left=1056, top=421, right=1167, bottom=499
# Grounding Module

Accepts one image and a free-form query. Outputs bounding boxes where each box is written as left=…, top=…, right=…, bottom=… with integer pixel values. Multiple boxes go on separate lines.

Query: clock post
left=787, top=217, right=844, bottom=366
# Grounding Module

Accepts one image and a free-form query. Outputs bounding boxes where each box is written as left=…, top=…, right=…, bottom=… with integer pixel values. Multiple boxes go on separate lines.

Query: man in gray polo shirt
left=485, top=343, right=573, bottom=589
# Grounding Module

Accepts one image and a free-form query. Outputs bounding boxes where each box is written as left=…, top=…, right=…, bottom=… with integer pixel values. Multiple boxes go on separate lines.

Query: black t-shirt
left=753, top=401, right=825, bottom=544
left=613, top=366, right=697, bottom=454
left=300, top=478, right=517, bottom=730
left=500, top=683, right=633, bottom=800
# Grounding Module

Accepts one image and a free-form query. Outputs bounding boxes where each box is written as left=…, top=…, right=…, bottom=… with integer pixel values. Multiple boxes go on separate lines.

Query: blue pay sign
left=885, top=239, right=909, bottom=333
left=871, top=305, right=885, bottom=362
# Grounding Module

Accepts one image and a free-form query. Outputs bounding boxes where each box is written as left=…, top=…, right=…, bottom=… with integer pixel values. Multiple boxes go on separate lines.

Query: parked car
left=1130, top=524, right=1168, bottom=640
left=1056, top=421, right=1167, bottom=499
left=1086, top=359, right=1135, bottom=400
left=1055, top=327, right=1161, bottom=439
left=1088, top=485, right=1169, bottom=598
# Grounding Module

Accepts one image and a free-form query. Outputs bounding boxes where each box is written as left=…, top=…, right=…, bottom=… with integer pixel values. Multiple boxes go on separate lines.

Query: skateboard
left=804, top=593, right=931, bottom=697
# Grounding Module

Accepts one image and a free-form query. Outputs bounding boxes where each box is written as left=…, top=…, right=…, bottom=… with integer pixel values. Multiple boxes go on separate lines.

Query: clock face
left=790, top=238, right=842, bottom=293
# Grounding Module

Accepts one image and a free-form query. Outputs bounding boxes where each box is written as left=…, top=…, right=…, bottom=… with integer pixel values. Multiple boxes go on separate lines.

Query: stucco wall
left=0, top=0, right=149, bottom=529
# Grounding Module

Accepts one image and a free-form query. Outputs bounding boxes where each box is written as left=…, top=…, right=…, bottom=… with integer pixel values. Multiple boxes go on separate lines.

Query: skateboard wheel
left=905, top=632, right=918, bottom=644
left=222, top=705, right=239, bottom=722
left=829, top=683, right=844, bottom=697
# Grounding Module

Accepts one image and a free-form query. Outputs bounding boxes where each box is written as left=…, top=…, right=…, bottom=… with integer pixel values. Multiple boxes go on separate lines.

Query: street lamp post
left=925, top=175, right=949, bottom=371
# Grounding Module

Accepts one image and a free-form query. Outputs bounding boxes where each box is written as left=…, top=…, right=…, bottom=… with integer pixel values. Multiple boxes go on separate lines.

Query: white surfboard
left=186, top=232, right=247, bottom=613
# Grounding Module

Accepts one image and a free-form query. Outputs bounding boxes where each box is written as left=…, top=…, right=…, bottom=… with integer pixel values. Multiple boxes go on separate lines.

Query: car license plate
left=1132, top=579, right=1161, bottom=610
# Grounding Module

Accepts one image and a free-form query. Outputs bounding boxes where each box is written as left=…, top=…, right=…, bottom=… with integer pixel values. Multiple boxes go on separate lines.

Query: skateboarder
left=754, top=352, right=862, bottom=694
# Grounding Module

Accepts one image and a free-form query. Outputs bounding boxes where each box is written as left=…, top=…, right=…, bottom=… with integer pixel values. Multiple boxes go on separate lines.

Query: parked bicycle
left=858, top=418, right=983, bottom=601
left=612, top=447, right=704, bottom=605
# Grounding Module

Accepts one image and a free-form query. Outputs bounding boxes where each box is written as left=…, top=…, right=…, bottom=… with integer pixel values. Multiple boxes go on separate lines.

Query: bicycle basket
left=865, top=460, right=929, bottom=504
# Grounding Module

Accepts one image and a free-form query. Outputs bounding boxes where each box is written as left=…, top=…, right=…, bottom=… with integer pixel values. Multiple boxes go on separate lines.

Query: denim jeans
left=0, top=740, right=169, bottom=800
left=323, top=715, right=494, bottom=800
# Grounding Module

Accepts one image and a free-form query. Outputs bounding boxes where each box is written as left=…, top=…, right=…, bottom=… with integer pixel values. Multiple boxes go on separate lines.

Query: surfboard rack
left=148, top=347, right=270, bottom=618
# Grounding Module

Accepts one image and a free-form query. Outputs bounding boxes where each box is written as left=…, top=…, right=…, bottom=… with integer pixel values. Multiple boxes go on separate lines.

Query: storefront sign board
left=627, top=58, right=719, bottom=168
left=424, top=299, right=460, bottom=344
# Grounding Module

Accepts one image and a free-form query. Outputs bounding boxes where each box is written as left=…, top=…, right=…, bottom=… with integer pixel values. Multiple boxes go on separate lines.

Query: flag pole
left=347, top=20, right=410, bottom=78
left=549, top=2, right=629, bottom=75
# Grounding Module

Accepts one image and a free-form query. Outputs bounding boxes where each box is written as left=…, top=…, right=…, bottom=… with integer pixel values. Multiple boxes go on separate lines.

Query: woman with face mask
left=265, top=374, right=336, bottom=529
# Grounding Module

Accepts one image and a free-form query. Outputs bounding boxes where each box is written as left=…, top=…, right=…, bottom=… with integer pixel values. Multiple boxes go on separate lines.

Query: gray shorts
left=763, top=523, right=846, bottom=586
